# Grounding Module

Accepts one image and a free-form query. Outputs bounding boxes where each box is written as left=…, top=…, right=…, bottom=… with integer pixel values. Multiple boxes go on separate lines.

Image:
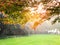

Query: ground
left=0, top=34, right=60, bottom=45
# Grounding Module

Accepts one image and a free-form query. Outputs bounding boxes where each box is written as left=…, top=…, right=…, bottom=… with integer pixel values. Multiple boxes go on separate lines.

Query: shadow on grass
left=0, top=34, right=28, bottom=40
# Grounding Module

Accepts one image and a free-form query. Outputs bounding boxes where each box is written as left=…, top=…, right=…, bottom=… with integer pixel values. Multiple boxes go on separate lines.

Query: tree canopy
left=0, top=0, right=60, bottom=29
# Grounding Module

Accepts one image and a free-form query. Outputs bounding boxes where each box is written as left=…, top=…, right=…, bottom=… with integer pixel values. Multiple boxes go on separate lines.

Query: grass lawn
left=0, top=34, right=60, bottom=45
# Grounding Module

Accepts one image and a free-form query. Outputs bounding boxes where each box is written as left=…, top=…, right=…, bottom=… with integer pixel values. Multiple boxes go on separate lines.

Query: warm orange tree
left=0, top=0, right=60, bottom=30
left=24, top=0, right=60, bottom=30
left=0, top=0, right=31, bottom=27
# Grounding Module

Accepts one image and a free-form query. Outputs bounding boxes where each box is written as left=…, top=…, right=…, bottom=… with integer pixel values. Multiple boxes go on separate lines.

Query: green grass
left=0, top=34, right=60, bottom=45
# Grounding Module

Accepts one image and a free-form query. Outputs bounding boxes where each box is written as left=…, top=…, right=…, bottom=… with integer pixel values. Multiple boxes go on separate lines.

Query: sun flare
left=25, top=2, right=51, bottom=30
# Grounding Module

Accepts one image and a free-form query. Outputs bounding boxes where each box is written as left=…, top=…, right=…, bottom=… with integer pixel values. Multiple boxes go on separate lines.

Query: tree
left=0, top=0, right=31, bottom=35
left=0, top=0, right=31, bottom=27
left=0, top=0, right=60, bottom=30
left=0, top=12, right=5, bottom=34
left=45, top=0, right=60, bottom=24
left=24, top=0, right=60, bottom=30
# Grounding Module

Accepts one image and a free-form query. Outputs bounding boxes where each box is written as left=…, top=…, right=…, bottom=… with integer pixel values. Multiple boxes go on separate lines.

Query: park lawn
left=0, top=34, right=60, bottom=45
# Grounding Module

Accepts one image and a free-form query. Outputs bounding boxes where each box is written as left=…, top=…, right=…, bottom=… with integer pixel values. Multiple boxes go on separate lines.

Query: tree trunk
left=0, top=22, right=4, bottom=35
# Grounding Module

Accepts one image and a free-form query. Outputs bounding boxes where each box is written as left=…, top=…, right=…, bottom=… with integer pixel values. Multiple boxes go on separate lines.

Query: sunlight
left=25, top=2, right=50, bottom=30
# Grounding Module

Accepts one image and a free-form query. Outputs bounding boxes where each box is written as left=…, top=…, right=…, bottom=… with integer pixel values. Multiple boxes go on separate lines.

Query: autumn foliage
left=0, top=0, right=60, bottom=30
